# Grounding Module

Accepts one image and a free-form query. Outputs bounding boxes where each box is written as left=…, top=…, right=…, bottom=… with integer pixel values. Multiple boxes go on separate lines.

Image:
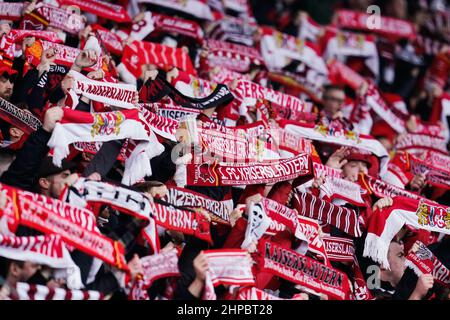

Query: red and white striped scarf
left=136, top=0, right=214, bottom=21
left=48, top=108, right=164, bottom=185
left=120, top=40, right=196, bottom=80
left=364, top=197, right=450, bottom=269
left=57, top=0, right=131, bottom=23
left=202, top=249, right=255, bottom=300
left=334, top=9, right=416, bottom=41
left=405, top=241, right=450, bottom=288
left=256, top=240, right=351, bottom=300
left=186, top=153, right=311, bottom=187
left=138, top=106, right=178, bottom=141
left=10, top=283, right=104, bottom=300
left=293, top=191, right=363, bottom=237
left=162, top=186, right=233, bottom=225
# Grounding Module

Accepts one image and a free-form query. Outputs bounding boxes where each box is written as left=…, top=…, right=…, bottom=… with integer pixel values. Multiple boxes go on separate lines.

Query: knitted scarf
left=140, top=248, right=180, bottom=289
left=0, top=2, right=24, bottom=21
left=139, top=73, right=233, bottom=110
left=364, top=197, right=450, bottom=269
left=120, top=40, right=196, bottom=80
left=0, top=97, right=42, bottom=135
left=358, top=173, right=423, bottom=201
left=405, top=241, right=450, bottom=288
left=162, top=186, right=233, bottom=225
left=0, top=234, right=83, bottom=289
left=47, top=108, right=164, bottom=184
left=233, top=79, right=313, bottom=119
left=68, top=70, right=137, bottom=109
left=0, top=183, right=128, bottom=271
left=256, top=240, right=351, bottom=300
left=278, top=119, right=389, bottom=173
left=36, top=3, right=85, bottom=35
left=206, top=16, right=257, bottom=47
left=186, top=153, right=311, bottom=186
left=202, top=249, right=255, bottom=300
left=10, top=283, right=104, bottom=300
left=322, top=236, right=355, bottom=263
left=334, top=9, right=417, bottom=41
left=57, top=0, right=131, bottom=23
left=293, top=191, right=363, bottom=237
left=410, top=155, right=450, bottom=189
left=322, top=28, right=379, bottom=78
left=136, top=0, right=214, bottom=21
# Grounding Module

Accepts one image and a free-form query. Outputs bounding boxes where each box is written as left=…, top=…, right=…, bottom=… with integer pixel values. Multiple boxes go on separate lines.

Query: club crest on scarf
left=91, top=111, right=125, bottom=138
left=416, top=200, right=450, bottom=229
left=315, top=124, right=361, bottom=143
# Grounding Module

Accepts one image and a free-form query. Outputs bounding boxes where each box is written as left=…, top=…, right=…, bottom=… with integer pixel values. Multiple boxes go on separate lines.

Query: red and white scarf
left=0, top=183, right=128, bottom=271
left=395, top=133, right=448, bottom=155
left=202, top=249, right=255, bottom=300
left=334, top=9, right=416, bottom=41
left=136, top=0, right=214, bottom=21
left=91, top=25, right=123, bottom=56
left=138, top=106, right=178, bottom=141
left=256, top=240, right=351, bottom=300
left=327, top=58, right=365, bottom=90
left=57, top=0, right=131, bottom=23
left=11, top=283, right=103, bottom=300
left=279, top=119, right=389, bottom=173
left=358, top=173, right=422, bottom=201
left=298, top=12, right=322, bottom=42
left=293, top=191, right=363, bottom=237
left=36, top=3, right=85, bottom=35
left=233, top=79, right=313, bottom=119
left=162, top=186, right=233, bottom=225
left=0, top=97, right=42, bottom=135
left=120, top=40, right=196, bottom=80
left=206, top=39, right=264, bottom=70
left=67, top=70, right=136, bottom=109
left=48, top=108, right=164, bottom=185
left=322, top=236, right=355, bottom=263
left=364, top=197, right=450, bottom=269
left=0, top=2, right=25, bottom=21
left=410, top=155, right=450, bottom=189
left=322, top=27, right=379, bottom=78
left=206, top=16, right=257, bottom=47
left=154, top=102, right=200, bottom=121
left=140, top=248, right=180, bottom=289
left=186, top=153, right=311, bottom=186
left=405, top=241, right=450, bottom=288
left=235, top=286, right=306, bottom=300
left=0, top=234, right=83, bottom=289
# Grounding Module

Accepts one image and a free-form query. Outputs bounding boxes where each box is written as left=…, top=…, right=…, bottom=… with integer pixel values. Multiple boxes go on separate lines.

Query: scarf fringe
left=404, top=259, right=424, bottom=278
left=363, top=233, right=391, bottom=270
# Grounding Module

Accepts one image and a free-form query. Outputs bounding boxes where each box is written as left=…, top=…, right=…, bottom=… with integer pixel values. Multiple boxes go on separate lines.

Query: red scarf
left=10, top=283, right=104, bottom=300
left=395, top=133, right=448, bottom=155
left=358, top=173, right=423, bottom=201
left=0, top=2, right=24, bottom=21
left=364, top=197, right=450, bottom=269
left=202, top=249, right=255, bottom=300
left=36, top=3, right=85, bottom=35
left=256, top=240, right=351, bottom=300
left=136, top=0, right=214, bottom=21
left=140, top=248, right=180, bottom=289
left=57, top=0, right=131, bottom=23
left=334, top=9, right=416, bottom=41
left=0, top=183, right=128, bottom=271
left=293, top=191, right=363, bottom=237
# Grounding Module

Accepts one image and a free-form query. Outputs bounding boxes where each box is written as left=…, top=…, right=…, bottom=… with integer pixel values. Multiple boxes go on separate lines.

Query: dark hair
left=133, top=181, right=165, bottom=193
left=323, top=84, right=345, bottom=94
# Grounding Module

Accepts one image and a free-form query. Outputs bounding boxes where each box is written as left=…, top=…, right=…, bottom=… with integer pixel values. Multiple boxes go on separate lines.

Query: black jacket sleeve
left=0, top=127, right=51, bottom=190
